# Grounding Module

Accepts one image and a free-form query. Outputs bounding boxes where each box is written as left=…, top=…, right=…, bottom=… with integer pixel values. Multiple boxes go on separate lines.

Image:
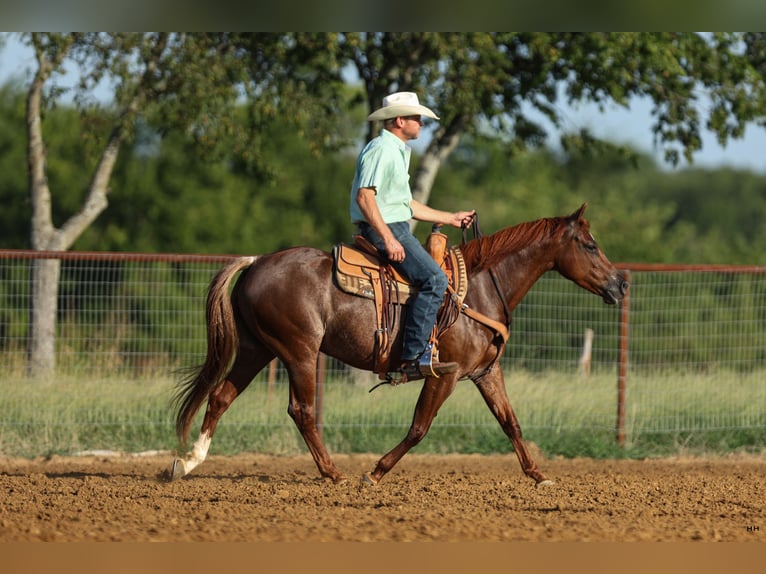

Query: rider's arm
left=410, top=199, right=475, bottom=229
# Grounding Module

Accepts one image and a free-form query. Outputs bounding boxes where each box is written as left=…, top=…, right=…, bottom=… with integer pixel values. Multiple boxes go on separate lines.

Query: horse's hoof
left=361, top=471, right=379, bottom=486
left=169, top=458, right=186, bottom=481
left=536, top=479, right=555, bottom=488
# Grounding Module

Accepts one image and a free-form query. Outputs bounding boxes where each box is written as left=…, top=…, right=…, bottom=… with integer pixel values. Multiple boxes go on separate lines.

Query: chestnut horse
left=170, top=204, right=627, bottom=485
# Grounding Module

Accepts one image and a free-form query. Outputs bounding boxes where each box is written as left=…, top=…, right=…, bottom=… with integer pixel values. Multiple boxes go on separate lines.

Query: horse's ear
left=570, top=203, right=588, bottom=221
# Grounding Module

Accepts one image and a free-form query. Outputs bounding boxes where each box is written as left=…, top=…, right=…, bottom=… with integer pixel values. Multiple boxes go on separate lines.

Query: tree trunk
left=25, top=43, right=59, bottom=377
left=25, top=39, right=122, bottom=377
left=27, top=259, right=61, bottom=377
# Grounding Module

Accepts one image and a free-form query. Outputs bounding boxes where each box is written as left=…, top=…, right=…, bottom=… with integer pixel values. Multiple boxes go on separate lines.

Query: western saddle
left=333, top=225, right=508, bottom=380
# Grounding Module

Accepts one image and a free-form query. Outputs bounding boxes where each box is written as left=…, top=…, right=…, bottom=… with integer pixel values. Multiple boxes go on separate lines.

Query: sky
left=555, top=96, right=766, bottom=174
left=2, top=33, right=765, bottom=175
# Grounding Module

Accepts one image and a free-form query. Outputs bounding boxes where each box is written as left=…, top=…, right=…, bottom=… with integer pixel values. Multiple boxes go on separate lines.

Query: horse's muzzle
left=603, top=274, right=629, bottom=305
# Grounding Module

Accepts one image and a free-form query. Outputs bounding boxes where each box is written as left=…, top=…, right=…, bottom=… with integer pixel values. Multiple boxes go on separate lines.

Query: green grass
left=0, top=369, right=764, bottom=459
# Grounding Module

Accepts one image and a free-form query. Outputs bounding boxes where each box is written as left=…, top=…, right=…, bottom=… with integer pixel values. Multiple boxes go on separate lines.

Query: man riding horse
left=350, top=91, right=476, bottom=384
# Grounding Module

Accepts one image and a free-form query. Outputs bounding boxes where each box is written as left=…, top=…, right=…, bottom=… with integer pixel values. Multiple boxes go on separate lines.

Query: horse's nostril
left=621, top=280, right=629, bottom=294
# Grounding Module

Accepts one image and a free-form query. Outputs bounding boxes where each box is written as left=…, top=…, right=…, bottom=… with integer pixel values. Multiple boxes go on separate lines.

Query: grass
left=0, top=369, right=764, bottom=459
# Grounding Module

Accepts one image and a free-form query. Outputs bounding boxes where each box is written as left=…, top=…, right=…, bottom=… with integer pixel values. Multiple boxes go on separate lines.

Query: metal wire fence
left=1, top=250, right=765, bottom=449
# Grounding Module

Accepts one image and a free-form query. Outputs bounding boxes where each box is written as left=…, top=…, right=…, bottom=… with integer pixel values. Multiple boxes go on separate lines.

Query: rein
left=459, top=215, right=511, bottom=377
left=462, top=215, right=512, bottom=330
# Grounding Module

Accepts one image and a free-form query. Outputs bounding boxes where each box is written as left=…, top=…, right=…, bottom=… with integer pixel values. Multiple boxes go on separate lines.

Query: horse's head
left=553, top=204, right=629, bottom=305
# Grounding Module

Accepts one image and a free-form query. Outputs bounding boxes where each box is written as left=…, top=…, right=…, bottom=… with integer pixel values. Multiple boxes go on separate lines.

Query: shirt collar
left=381, top=128, right=408, bottom=151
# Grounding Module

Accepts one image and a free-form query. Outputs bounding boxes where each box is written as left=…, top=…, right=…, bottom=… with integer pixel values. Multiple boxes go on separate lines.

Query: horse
left=169, top=203, right=628, bottom=486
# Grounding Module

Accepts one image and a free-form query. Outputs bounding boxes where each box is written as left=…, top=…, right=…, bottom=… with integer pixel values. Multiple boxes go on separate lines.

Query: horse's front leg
left=474, top=368, right=553, bottom=486
left=364, top=375, right=458, bottom=485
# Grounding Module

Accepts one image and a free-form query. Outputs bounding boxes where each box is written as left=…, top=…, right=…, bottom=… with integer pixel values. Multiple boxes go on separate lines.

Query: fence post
left=578, top=328, right=594, bottom=377
left=616, top=270, right=631, bottom=446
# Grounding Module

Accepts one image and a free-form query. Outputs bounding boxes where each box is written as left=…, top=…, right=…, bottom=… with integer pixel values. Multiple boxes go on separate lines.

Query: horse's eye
left=577, top=234, right=598, bottom=253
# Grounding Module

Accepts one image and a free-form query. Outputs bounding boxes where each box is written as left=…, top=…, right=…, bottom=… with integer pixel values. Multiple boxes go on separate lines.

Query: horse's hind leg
left=172, top=347, right=273, bottom=479
left=364, top=376, right=458, bottom=485
left=284, top=359, right=346, bottom=484
left=474, top=368, right=551, bottom=485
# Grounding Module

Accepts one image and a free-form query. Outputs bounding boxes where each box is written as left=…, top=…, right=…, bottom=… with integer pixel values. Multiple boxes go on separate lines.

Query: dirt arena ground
left=1, top=451, right=764, bottom=542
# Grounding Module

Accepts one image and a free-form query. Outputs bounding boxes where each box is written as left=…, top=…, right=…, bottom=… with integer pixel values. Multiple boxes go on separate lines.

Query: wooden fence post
left=578, top=328, right=594, bottom=377
left=616, top=270, right=631, bottom=447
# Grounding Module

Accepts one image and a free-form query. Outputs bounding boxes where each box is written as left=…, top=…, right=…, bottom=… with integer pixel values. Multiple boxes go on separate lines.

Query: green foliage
left=0, top=87, right=31, bottom=247
left=346, top=33, right=766, bottom=165
left=4, top=33, right=766, bottom=261
left=431, top=134, right=766, bottom=264
left=4, top=78, right=766, bottom=262
left=69, top=116, right=357, bottom=255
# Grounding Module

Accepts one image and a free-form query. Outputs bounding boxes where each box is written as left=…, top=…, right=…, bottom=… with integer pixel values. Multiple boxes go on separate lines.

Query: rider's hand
left=385, top=237, right=405, bottom=262
left=452, top=210, right=476, bottom=229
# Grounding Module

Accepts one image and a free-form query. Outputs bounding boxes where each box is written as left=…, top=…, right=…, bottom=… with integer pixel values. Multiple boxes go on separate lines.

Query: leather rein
left=459, top=214, right=511, bottom=377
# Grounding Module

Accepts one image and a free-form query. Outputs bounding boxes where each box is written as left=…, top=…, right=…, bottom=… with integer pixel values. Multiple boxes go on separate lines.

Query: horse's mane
left=459, top=217, right=564, bottom=272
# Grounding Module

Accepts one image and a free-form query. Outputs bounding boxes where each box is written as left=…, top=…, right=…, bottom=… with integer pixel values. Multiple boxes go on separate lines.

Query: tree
left=19, top=32, right=345, bottom=375
left=344, top=32, right=766, bottom=217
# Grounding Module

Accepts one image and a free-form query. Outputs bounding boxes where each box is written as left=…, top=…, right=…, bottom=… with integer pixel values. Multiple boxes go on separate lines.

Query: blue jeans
left=360, top=222, right=448, bottom=361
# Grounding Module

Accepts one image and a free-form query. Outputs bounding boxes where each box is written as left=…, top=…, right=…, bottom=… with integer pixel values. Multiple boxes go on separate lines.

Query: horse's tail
left=174, top=255, right=257, bottom=444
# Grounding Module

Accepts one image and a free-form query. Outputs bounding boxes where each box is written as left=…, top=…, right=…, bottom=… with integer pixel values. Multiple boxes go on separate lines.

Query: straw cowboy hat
left=367, top=91, right=440, bottom=121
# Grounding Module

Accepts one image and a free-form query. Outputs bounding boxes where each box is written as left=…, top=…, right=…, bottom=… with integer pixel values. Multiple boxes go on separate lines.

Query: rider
left=349, top=91, right=475, bottom=383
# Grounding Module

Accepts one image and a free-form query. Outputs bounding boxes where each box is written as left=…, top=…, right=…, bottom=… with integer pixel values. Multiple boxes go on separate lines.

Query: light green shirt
left=349, top=129, right=413, bottom=224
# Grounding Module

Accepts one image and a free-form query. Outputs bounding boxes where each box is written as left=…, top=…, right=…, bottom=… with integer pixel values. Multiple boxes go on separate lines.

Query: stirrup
left=420, top=343, right=458, bottom=378
left=387, top=360, right=424, bottom=385
left=391, top=343, right=440, bottom=383
left=370, top=343, right=458, bottom=392
left=418, top=343, right=439, bottom=377
left=369, top=362, right=421, bottom=392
